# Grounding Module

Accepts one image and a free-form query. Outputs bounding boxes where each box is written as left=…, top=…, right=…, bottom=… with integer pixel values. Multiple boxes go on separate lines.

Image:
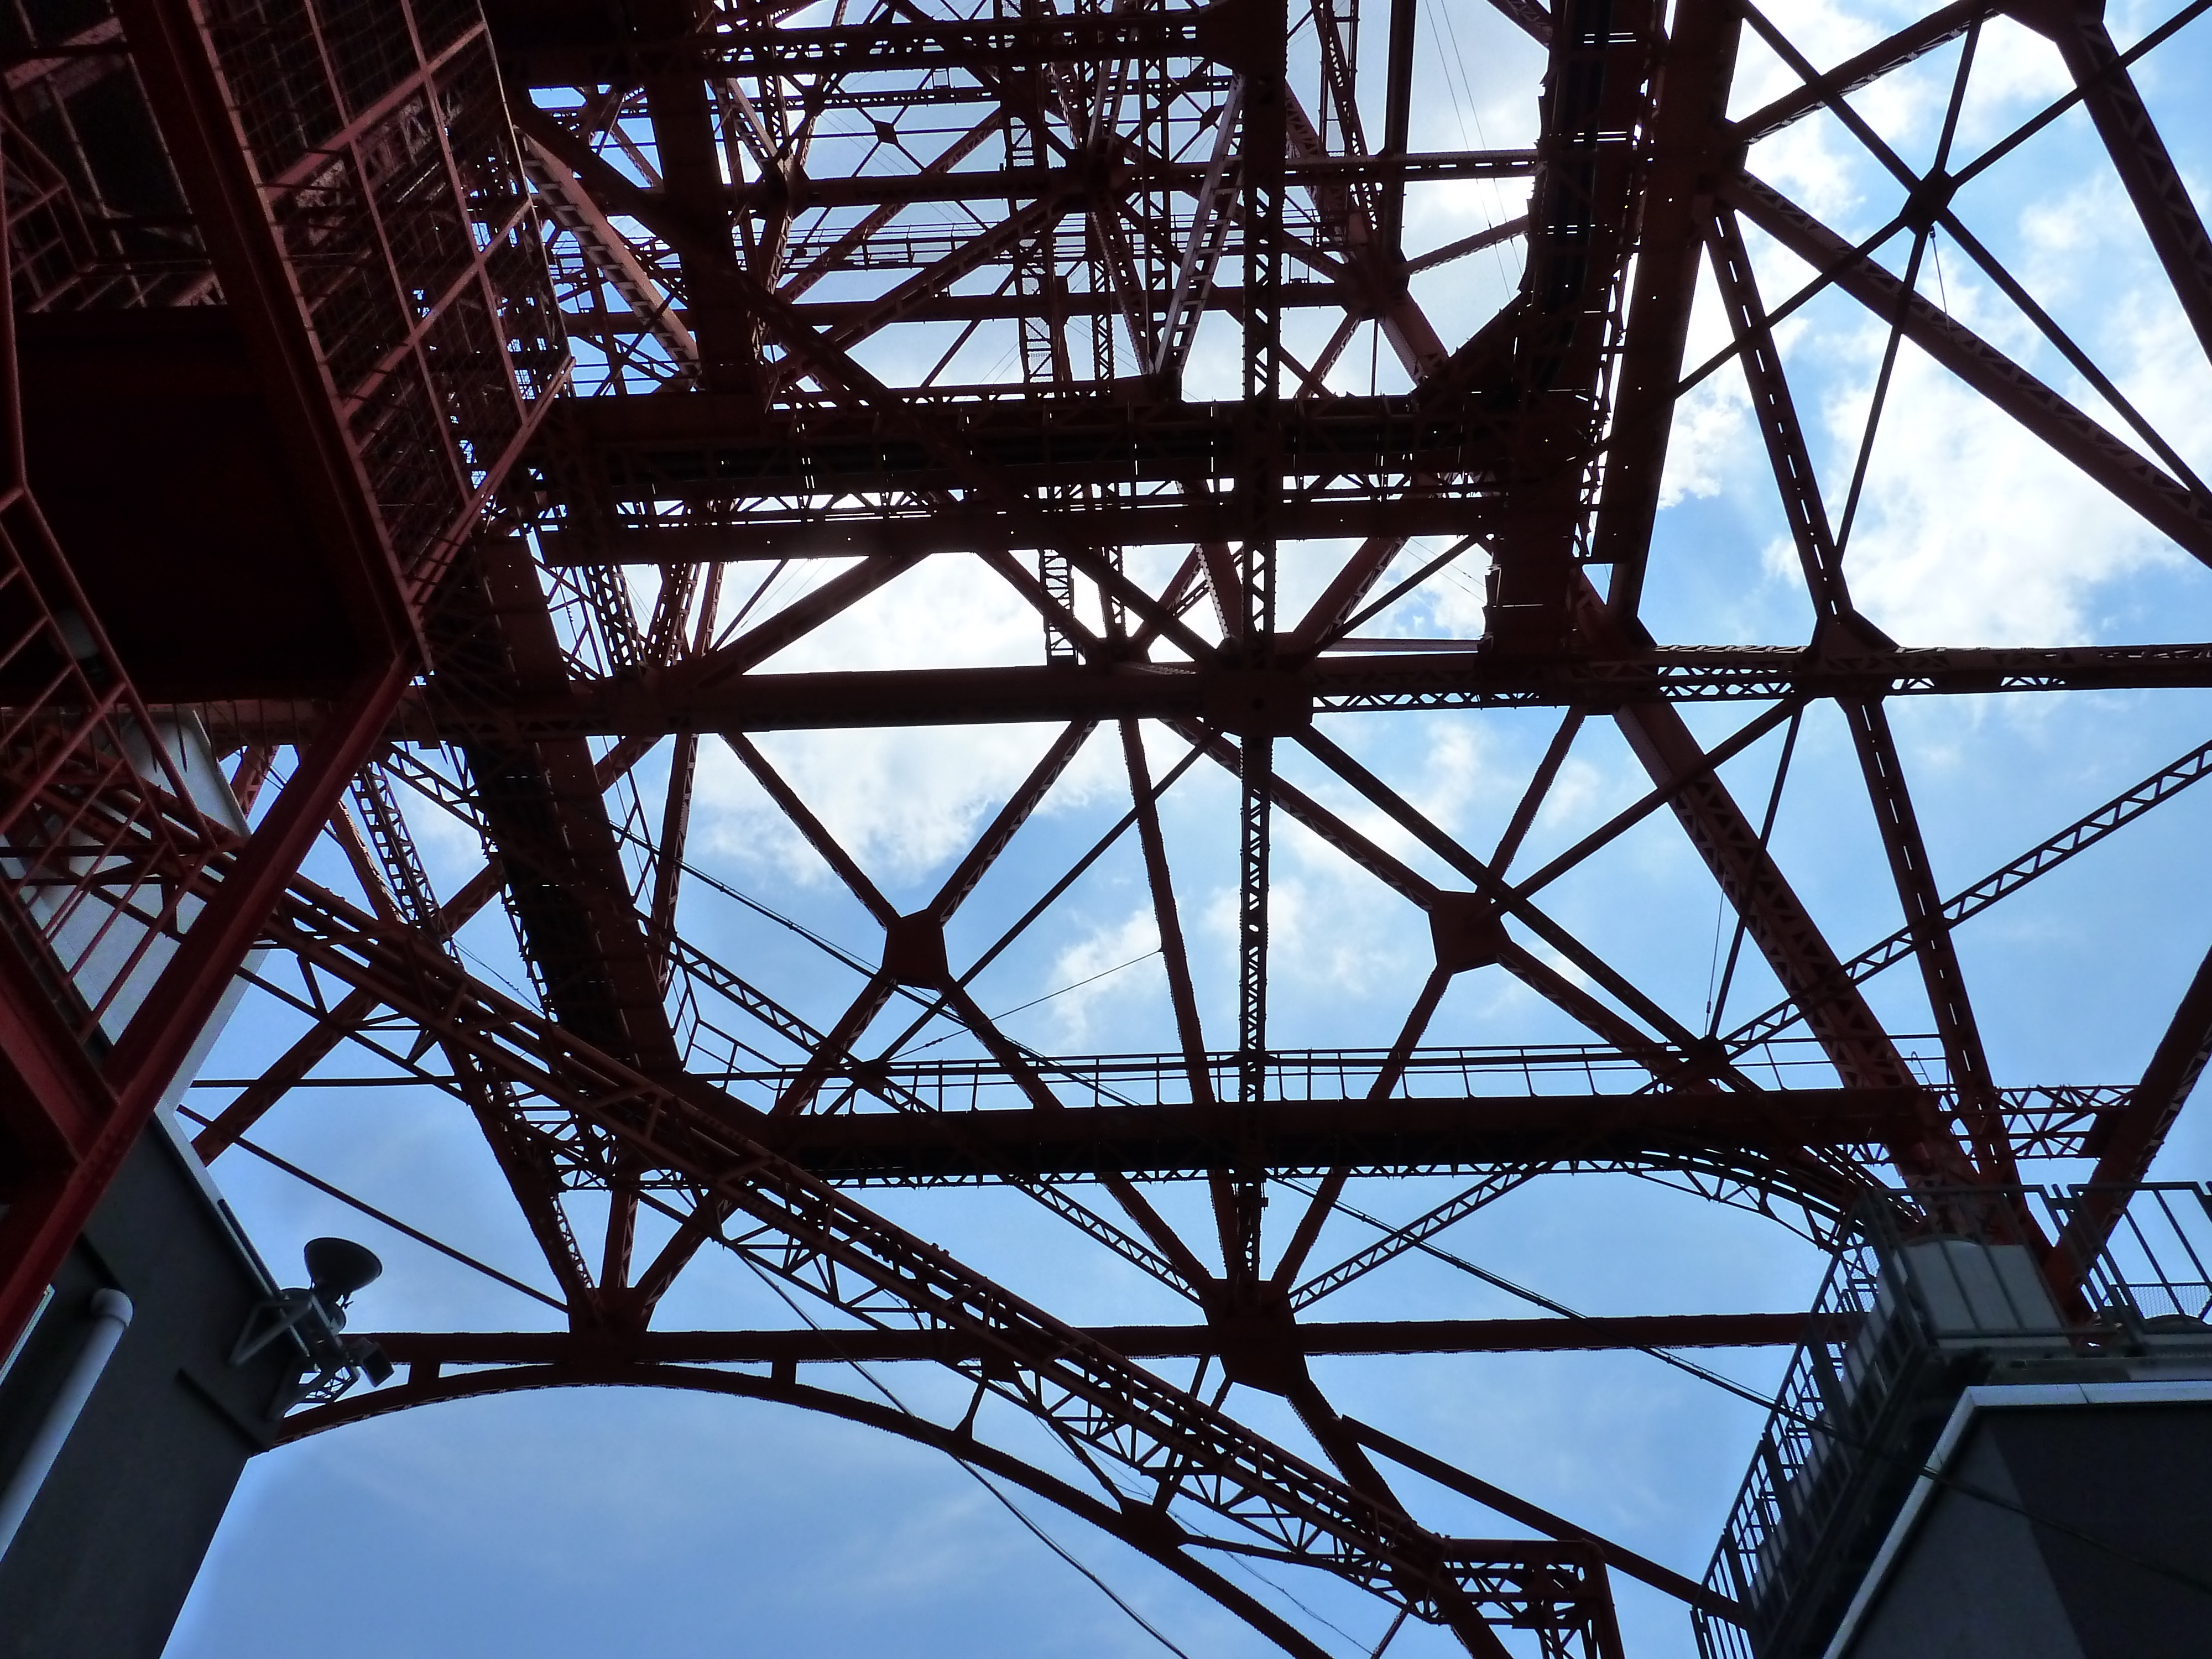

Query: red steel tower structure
left=2, top=0, right=2210, bottom=1650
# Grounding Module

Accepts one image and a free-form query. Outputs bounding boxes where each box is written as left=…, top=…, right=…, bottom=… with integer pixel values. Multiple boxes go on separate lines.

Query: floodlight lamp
left=304, top=1237, right=383, bottom=1308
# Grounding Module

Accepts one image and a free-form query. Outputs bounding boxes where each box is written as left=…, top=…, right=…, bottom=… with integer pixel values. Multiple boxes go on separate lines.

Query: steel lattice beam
left=13, top=0, right=2212, bottom=1648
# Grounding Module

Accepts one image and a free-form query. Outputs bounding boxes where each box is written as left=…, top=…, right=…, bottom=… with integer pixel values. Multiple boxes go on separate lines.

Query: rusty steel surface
left=4, top=0, right=2212, bottom=1651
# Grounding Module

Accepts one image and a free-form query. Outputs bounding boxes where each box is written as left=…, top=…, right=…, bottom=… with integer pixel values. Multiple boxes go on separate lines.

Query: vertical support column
left=1230, top=2, right=1287, bottom=1284
left=1592, top=0, right=1741, bottom=622
left=1375, top=0, right=1416, bottom=267
left=636, top=0, right=761, bottom=395
left=1489, top=0, right=1660, bottom=653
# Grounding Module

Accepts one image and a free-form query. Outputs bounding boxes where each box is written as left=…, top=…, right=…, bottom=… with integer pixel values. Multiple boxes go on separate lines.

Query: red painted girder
left=490, top=0, right=1284, bottom=85
left=445, top=541, right=683, bottom=1077
left=1163, top=722, right=1730, bottom=1089
left=0, top=924, right=109, bottom=1166
left=107, top=669, right=405, bottom=1103
left=524, top=139, right=700, bottom=375
left=1574, top=598, right=1968, bottom=1177
left=257, top=874, right=1597, bottom=1636
left=534, top=499, right=1481, bottom=562
left=549, top=279, right=1358, bottom=326
left=636, top=0, right=760, bottom=393
left=1724, top=170, right=2212, bottom=564
left=1344, top=1417, right=1740, bottom=1623
left=0, top=663, right=409, bottom=1349
left=1485, top=0, right=1554, bottom=45
left=927, top=721, right=1097, bottom=925
left=567, top=152, right=1538, bottom=213
left=1724, top=729, right=2212, bottom=1060
left=1704, top=206, right=2012, bottom=1179
left=189, top=726, right=669, bottom=1156
left=778, top=107, right=1009, bottom=299
left=1285, top=1378, right=1518, bottom=1659
left=1265, top=970, right=1452, bottom=1291
left=457, top=1058, right=606, bottom=1323
left=661, top=924, right=1207, bottom=1299
left=1281, top=86, right=1449, bottom=379
left=1282, top=535, right=1415, bottom=657
left=109, top=0, right=415, bottom=660
left=1293, top=725, right=1745, bottom=1065
left=1484, top=0, right=1661, bottom=649
left=744, top=1087, right=1949, bottom=1181
left=1840, top=698, right=2017, bottom=1178
left=182, top=641, right=2212, bottom=753
left=518, top=102, right=1221, bottom=660
left=1122, top=722, right=1217, bottom=1110
left=1608, top=691, right=1906, bottom=1073
left=2039, top=9, right=2212, bottom=363
left=403, top=644, right=2212, bottom=742
left=533, top=390, right=1510, bottom=508
left=823, top=190, right=1081, bottom=349
left=648, top=732, right=698, bottom=990
left=1730, top=0, right=1992, bottom=142
left=322, top=794, right=614, bottom=1319
left=1590, top=0, right=1742, bottom=621
left=1702, top=204, right=1860, bottom=626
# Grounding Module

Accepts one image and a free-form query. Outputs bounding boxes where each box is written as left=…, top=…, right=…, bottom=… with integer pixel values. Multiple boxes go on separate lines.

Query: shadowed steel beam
left=234, top=644, right=2212, bottom=748
left=1729, top=0, right=1990, bottom=142
left=744, top=1088, right=1958, bottom=1181
left=1592, top=0, right=1740, bottom=622
left=489, top=0, right=1339, bottom=84
left=523, top=137, right=698, bottom=374
left=2042, top=8, right=2212, bottom=362
left=259, top=874, right=1624, bottom=1641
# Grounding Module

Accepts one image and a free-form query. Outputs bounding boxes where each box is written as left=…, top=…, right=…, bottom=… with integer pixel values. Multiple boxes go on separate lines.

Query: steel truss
left=7, top=0, right=2212, bottom=1652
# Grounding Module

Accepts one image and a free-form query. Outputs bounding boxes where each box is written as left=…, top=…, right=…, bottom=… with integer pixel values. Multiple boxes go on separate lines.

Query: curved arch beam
left=278, top=1360, right=1338, bottom=1659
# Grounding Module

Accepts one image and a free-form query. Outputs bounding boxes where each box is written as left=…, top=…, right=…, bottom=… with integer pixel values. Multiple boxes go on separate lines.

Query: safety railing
left=4, top=0, right=567, bottom=593
left=196, top=0, right=566, bottom=593
left=1693, top=1183, right=2212, bottom=1659
left=0, top=0, right=566, bottom=1051
left=0, top=136, right=227, bottom=1050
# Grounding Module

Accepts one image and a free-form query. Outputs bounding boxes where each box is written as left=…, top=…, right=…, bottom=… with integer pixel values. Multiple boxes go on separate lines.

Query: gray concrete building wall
left=1839, top=1389, right=2212, bottom=1659
left=0, top=1121, right=300, bottom=1659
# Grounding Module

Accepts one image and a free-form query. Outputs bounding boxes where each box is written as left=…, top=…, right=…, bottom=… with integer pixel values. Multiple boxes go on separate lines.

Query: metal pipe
left=0, top=1288, right=133, bottom=1561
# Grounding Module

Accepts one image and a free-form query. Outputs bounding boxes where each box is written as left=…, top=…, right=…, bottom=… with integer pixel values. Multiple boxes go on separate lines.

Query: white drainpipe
left=0, top=1288, right=133, bottom=1561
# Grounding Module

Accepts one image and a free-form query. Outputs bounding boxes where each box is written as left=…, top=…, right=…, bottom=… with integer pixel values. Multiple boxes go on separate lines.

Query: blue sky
left=164, top=1, right=2212, bottom=1655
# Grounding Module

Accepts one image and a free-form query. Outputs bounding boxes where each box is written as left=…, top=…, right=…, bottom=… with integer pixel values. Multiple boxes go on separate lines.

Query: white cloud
left=1716, top=51, right=2212, bottom=649
left=690, top=556, right=1121, bottom=886
left=1034, top=906, right=1163, bottom=1044
left=1660, top=367, right=1757, bottom=510
left=693, top=721, right=1118, bottom=891
left=1792, top=164, right=2211, bottom=644
left=1954, top=19, right=2073, bottom=152
left=1823, top=338, right=2182, bottom=644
